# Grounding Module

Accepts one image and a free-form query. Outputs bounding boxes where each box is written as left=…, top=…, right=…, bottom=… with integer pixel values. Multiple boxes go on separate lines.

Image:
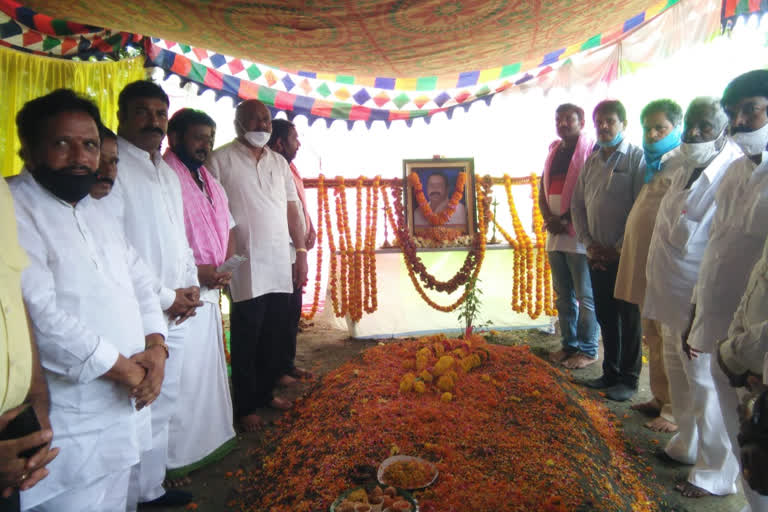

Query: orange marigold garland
left=301, top=175, right=325, bottom=320
left=363, top=177, right=380, bottom=314
left=530, top=173, right=546, bottom=319
left=409, top=171, right=467, bottom=226
left=325, top=176, right=342, bottom=317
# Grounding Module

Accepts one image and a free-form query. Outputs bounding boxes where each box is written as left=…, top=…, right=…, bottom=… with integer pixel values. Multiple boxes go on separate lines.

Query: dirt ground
left=144, top=324, right=748, bottom=512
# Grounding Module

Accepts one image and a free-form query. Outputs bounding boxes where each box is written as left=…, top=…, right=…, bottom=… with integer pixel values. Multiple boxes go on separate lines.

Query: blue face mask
left=596, top=131, right=624, bottom=148
left=643, top=125, right=682, bottom=181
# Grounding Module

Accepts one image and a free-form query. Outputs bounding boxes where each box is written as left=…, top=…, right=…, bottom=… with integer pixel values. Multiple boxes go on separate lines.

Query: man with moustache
left=616, top=99, right=684, bottom=412
left=267, top=119, right=315, bottom=387
left=644, top=97, right=741, bottom=498
left=89, top=127, right=118, bottom=200
left=539, top=103, right=598, bottom=371
left=685, top=69, right=768, bottom=511
left=107, top=81, right=200, bottom=508
left=207, top=100, right=308, bottom=433
left=163, top=109, right=236, bottom=486
left=10, top=89, right=166, bottom=511
left=413, top=172, right=467, bottom=228
left=571, top=100, right=645, bottom=400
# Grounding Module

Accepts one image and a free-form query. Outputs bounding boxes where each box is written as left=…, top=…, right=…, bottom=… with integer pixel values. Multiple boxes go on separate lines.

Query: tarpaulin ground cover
left=232, top=336, right=662, bottom=511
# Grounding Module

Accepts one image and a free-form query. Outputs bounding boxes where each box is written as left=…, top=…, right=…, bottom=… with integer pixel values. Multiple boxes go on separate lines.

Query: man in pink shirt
left=268, top=119, right=315, bottom=386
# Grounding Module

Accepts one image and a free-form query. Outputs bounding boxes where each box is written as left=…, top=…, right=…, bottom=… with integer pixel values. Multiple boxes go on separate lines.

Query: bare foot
left=289, top=367, right=314, bottom=379
left=645, top=416, right=678, bottom=433
left=562, top=353, right=598, bottom=369
left=270, top=397, right=292, bottom=410
left=277, top=374, right=297, bottom=387
left=630, top=399, right=661, bottom=416
left=164, top=476, right=191, bottom=488
left=675, top=481, right=713, bottom=498
left=238, top=414, right=263, bottom=433
left=549, top=349, right=571, bottom=364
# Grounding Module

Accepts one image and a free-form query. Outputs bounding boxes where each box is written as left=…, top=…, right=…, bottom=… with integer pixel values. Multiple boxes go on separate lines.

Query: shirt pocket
left=668, top=216, right=698, bottom=254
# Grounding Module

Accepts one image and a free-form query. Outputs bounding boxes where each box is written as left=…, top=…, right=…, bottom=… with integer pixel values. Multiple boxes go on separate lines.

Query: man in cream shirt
left=208, top=100, right=307, bottom=433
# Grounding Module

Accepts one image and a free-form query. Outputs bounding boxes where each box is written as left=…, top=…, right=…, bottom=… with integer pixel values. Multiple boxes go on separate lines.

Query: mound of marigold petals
left=236, top=336, right=660, bottom=512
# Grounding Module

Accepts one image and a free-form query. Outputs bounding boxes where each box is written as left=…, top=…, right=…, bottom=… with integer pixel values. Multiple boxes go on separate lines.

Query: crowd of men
left=3, top=68, right=768, bottom=511
left=0, top=81, right=313, bottom=511
left=542, top=69, right=768, bottom=506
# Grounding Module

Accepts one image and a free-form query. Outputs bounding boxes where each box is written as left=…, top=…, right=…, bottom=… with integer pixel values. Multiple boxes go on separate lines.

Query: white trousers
left=711, top=358, right=768, bottom=511
left=24, top=466, right=132, bottom=512
left=167, top=302, right=235, bottom=472
left=662, top=324, right=739, bottom=495
left=127, top=321, right=187, bottom=507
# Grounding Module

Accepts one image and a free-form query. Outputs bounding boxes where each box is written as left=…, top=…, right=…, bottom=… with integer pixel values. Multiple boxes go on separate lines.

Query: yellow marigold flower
left=441, top=392, right=453, bottom=402
left=419, top=370, right=433, bottom=382
left=399, top=373, right=416, bottom=392
left=414, top=381, right=426, bottom=393
left=481, top=374, right=491, bottom=382
left=432, top=355, right=455, bottom=376
left=437, top=374, right=455, bottom=392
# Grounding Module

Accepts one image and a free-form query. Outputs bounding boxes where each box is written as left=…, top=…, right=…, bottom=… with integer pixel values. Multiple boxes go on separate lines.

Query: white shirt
left=11, top=172, right=166, bottom=507
left=643, top=142, right=741, bottom=332
left=689, top=151, right=768, bottom=352
left=207, top=140, right=299, bottom=301
left=105, top=137, right=198, bottom=312
left=719, top=236, right=768, bottom=376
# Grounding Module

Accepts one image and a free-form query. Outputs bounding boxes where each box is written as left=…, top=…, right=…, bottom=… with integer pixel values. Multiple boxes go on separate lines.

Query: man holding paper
left=163, top=109, right=236, bottom=486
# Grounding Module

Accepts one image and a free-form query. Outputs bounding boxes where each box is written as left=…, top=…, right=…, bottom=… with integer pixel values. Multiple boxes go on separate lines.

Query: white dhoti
left=24, top=466, right=132, bottom=512
left=167, top=300, right=236, bottom=476
left=711, top=360, right=768, bottom=511
left=127, top=321, right=188, bottom=507
left=663, top=326, right=739, bottom=495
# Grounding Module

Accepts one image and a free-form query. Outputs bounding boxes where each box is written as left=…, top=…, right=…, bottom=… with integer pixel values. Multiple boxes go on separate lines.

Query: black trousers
left=0, top=491, right=19, bottom=512
left=589, top=261, right=642, bottom=388
left=282, top=284, right=303, bottom=375
left=230, top=292, right=291, bottom=417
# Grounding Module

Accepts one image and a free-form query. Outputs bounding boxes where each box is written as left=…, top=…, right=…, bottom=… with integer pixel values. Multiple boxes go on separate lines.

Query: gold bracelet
left=295, top=248, right=308, bottom=253
left=146, top=341, right=170, bottom=359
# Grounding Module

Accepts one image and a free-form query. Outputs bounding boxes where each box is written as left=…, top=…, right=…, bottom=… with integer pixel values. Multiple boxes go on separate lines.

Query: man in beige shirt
left=0, top=176, right=57, bottom=512
left=615, top=99, right=684, bottom=420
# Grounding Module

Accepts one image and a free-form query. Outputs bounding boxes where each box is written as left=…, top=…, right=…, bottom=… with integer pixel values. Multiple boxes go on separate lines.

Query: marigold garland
left=324, top=176, right=342, bottom=317
left=409, top=171, right=467, bottom=226
left=301, top=175, right=325, bottom=320
left=363, top=177, right=380, bottom=314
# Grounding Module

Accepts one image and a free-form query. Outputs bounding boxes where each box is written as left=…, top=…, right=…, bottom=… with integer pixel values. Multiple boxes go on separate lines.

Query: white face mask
left=680, top=131, right=725, bottom=167
left=242, top=131, right=271, bottom=148
left=731, top=121, right=768, bottom=157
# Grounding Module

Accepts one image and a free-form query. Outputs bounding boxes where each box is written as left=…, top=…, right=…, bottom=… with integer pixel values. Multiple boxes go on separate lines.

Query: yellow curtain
left=0, top=46, right=147, bottom=177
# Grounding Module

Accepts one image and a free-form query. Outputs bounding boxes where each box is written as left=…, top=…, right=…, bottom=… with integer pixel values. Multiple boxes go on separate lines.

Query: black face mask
left=32, top=164, right=97, bottom=203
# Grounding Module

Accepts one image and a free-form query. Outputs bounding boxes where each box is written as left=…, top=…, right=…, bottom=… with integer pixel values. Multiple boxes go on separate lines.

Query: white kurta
left=11, top=172, right=166, bottom=509
left=689, top=152, right=768, bottom=353
left=643, top=142, right=741, bottom=332
left=719, top=235, right=768, bottom=376
left=207, top=141, right=298, bottom=302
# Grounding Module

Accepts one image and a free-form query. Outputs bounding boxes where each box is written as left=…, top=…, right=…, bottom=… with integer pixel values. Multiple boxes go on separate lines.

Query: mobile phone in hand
left=0, top=405, right=45, bottom=458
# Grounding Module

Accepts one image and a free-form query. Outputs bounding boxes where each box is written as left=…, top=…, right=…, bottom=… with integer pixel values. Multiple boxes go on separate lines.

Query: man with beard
left=539, top=103, right=598, bottom=371
left=644, top=97, right=741, bottom=498
left=571, top=100, right=645, bottom=400
left=10, top=89, right=167, bottom=511
left=686, top=69, right=768, bottom=511
left=267, top=119, right=315, bottom=387
left=162, top=109, right=236, bottom=487
left=107, top=81, right=200, bottom=508
left=89, top=127, right=118, bottom=200
left=616, top=99, right=684, bottom=415
left=207, top=100, right=307, bottom=433
left=413, top=172, right=467, bottom=228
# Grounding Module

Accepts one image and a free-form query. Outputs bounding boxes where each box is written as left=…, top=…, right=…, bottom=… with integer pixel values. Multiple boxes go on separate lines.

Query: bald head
left=235, top=100, right=271, bottom=140
left=683, top=97, right=729, bottom=144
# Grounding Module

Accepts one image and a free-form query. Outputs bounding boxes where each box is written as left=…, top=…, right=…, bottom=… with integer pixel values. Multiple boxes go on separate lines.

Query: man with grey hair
left=207, top=100, right=307, bottom=433
left=644, top=97, right=741, bottom=498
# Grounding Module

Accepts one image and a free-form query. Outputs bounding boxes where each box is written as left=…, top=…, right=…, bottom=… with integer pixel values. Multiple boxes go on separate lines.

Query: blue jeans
left=548, top=251, right=599, bottom=358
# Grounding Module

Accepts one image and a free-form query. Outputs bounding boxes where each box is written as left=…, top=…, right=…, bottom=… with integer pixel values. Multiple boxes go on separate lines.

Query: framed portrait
left=403, top=158, right=476, bottom=240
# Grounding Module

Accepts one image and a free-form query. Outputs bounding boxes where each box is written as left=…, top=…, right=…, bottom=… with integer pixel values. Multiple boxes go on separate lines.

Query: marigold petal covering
left=234, top=336, right=660, bottom=511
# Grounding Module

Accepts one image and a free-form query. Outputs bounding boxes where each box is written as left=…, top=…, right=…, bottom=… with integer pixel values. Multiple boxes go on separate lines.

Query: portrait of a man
left=413, top=170, right=467, bottom=228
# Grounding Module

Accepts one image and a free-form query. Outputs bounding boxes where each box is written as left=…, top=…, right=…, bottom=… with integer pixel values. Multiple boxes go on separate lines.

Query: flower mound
left=238, top=337, right=659, bottom=512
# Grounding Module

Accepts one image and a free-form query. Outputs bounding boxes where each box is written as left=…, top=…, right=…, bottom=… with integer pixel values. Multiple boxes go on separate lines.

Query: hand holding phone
left=216, top=254, right=247, bottom=274
left=0, top=405, right=57, bottom=494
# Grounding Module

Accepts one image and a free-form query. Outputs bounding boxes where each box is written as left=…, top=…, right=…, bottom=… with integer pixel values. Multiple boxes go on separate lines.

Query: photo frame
left=403, top=158, right=476, bottom=240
